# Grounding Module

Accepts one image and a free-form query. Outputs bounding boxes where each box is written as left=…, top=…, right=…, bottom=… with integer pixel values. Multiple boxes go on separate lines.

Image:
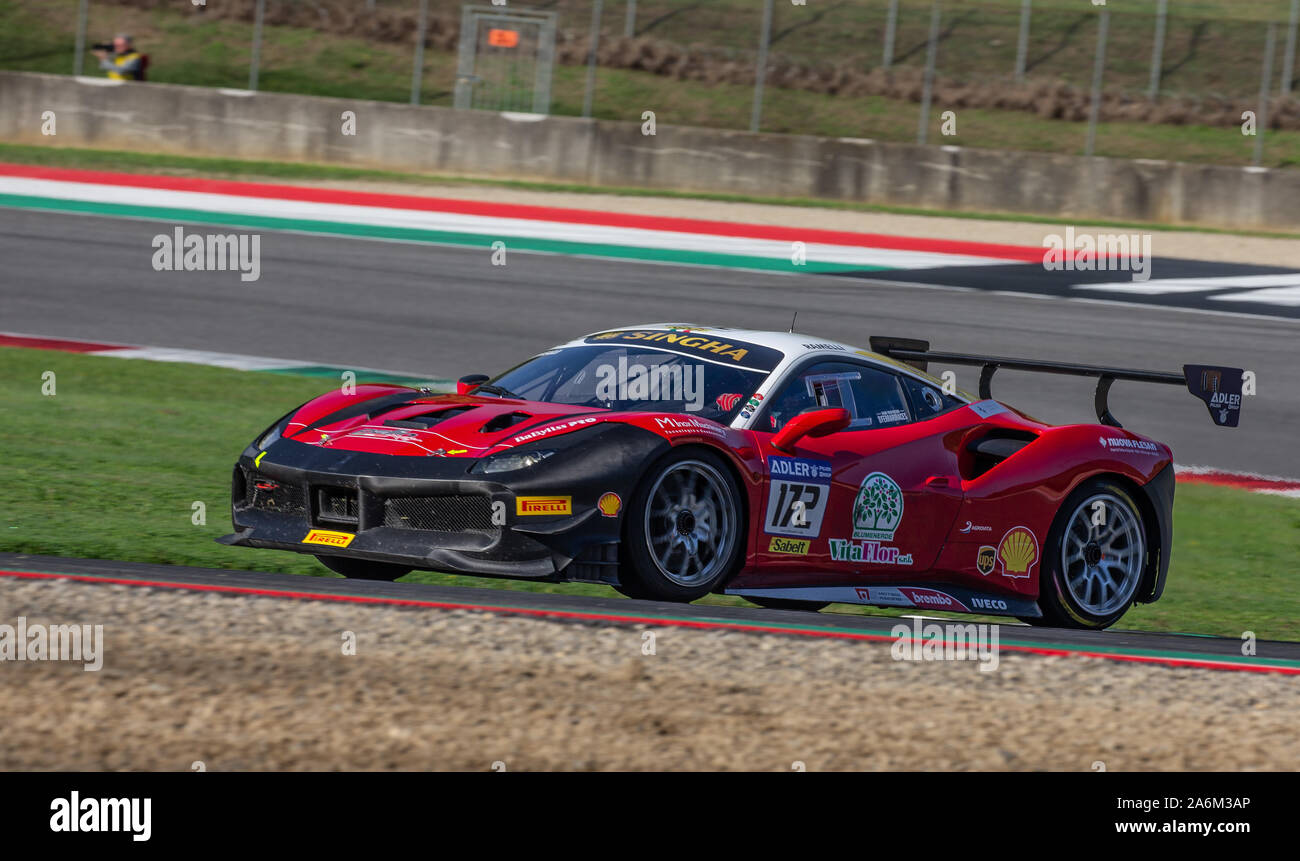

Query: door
left=752, top=360, right=965, bottom=582
left=454, top=7, right=557, bottom=114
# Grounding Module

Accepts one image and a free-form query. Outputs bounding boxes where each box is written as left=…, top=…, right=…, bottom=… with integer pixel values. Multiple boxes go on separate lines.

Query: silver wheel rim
left=1060, top=492, right=1145, bottom=617
left=643, top=459, right=737, bottom=587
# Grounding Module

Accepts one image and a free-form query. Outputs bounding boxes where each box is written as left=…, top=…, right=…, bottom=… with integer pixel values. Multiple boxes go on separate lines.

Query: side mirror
left=771, top=408, right=851, bottom=452
left=457, top=374, right=490, bottom=395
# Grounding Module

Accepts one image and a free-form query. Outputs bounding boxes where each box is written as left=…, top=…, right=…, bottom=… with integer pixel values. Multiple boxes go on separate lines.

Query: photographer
left=92, top=34, right=144, bottom=81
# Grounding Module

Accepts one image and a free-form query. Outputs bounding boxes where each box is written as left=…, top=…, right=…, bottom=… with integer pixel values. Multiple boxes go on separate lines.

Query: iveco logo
left=971, top=597, right=1008, bottom=611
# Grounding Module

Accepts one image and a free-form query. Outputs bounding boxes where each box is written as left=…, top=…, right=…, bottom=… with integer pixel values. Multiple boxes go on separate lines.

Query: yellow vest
left=106, top=51, right=142, bottom=81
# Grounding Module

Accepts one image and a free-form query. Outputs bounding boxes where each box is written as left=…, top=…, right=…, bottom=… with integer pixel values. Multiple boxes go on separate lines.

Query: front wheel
left=316, top=555, right=411, bottom=581
left=1032, top=478, right=1149, bottom=630
left=620, top=449, right=745, bottom=602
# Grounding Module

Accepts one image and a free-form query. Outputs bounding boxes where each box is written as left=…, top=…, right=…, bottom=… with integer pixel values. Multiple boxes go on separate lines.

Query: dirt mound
left=97, top=0, right=1298, bottom=131
left=5, top=576, right=1298, bottom=770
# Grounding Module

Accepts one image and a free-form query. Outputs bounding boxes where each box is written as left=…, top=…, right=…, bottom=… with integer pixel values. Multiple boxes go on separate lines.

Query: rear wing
left=869, top=336, right=1243, bottom=429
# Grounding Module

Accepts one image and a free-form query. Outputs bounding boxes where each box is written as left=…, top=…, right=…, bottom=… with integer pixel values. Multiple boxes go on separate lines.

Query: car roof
left=560, top=323, right=966, bottom=395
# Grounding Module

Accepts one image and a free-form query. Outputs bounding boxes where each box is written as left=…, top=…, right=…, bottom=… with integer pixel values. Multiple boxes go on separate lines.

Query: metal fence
left=31, top=0, right=1300, bottom=166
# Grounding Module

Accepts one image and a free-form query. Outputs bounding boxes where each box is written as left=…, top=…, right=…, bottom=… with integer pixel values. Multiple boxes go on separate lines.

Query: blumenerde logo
left=516, top=496, right=572, bottom=515
left=852, top=472, right=904, bottom=541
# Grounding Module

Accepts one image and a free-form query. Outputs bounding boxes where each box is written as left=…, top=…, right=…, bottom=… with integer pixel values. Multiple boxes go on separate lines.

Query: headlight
left=470, top=450, right=556, bottom=474
left=255, top=422, right=284, bottom=451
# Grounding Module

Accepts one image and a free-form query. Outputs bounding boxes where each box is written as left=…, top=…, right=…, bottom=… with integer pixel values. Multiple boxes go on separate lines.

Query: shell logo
left=597, top=492, right=622, bottom=518
left=997, top=526, right=1038, bottom=579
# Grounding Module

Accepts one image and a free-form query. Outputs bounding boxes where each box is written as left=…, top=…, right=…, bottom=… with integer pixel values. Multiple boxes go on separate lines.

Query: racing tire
left=316, top=555, right=411, bottom=581
left=747, top=598, right=829, bottom=612
left=620, top=449, right=746, bottom=602
left=1026, top=477, right=1149, bottom=630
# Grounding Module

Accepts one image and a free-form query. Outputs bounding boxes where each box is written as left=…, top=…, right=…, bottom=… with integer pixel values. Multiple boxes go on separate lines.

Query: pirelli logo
left=302, top=529, right=355, bottom=548
left=516, top=496, right=572, bottom=516
left=768, top=536, right=810, bottom=555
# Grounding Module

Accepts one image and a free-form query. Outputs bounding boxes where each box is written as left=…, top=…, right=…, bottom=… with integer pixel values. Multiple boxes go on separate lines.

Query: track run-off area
left=3, top=554, right=1298, bottom=675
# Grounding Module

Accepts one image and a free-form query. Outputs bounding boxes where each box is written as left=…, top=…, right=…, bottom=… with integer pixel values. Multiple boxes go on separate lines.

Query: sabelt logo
left=516, top=496, right=572, bottom=516
left=303, top=529, right=355, bottom=548
left=768, top=536, right=811, bottom=555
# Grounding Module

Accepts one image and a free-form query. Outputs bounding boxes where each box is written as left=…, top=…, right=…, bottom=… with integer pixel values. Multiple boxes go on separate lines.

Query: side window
left=902, top=375, right=964, bottom=420
left=765, top=362, right=912, bottom=431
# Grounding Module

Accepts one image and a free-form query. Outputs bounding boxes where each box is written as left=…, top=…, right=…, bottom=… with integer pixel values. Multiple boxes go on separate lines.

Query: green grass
left=7, top=141, right=1300, bottom=241
left=2, top=346, right=1297, bottom=639
left=4, top=0, right=1300, bottom=169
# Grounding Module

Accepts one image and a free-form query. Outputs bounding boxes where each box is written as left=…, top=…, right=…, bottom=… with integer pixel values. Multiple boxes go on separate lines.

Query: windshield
left=489, top=343, right=778, bottom=424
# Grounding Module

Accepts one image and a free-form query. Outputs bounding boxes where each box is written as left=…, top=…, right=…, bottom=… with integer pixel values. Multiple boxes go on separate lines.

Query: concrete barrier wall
left=2, top=71, right=1296, bottom=230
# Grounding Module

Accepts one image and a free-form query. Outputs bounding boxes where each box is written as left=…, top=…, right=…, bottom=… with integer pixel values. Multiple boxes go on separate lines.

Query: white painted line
left=990, top=290, right=1058, bottom=299
left=1075, top=273, right=1300, bottom=295
left=1209, top=286, right=1300, bottom=306
left=1066, top=296, right=1300, bottom=325
left=90, top=347, right=305, bottom=371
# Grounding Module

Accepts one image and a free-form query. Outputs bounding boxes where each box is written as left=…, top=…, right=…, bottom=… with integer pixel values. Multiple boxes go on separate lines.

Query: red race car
left=221, top=324, right=1243, bottom=630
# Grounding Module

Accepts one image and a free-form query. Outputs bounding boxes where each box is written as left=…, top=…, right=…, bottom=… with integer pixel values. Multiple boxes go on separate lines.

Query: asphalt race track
left=3, top=552, right=1298, bottom=671
left=2, top=208, right=1297, bottom=475
left=3, top=206, right=1299, bottom=662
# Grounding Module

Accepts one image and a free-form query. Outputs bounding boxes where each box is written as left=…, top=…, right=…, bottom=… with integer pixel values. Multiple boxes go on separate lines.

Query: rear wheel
left=316, top=555, right=411, bottom=581
left=620, top=449, right=745, bottom=602
left=1029, top=478, right=1148, bottom=630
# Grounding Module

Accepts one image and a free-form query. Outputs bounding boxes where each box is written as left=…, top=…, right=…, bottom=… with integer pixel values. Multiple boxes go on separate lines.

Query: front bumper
left=219, top=427, right=667, bottom=583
